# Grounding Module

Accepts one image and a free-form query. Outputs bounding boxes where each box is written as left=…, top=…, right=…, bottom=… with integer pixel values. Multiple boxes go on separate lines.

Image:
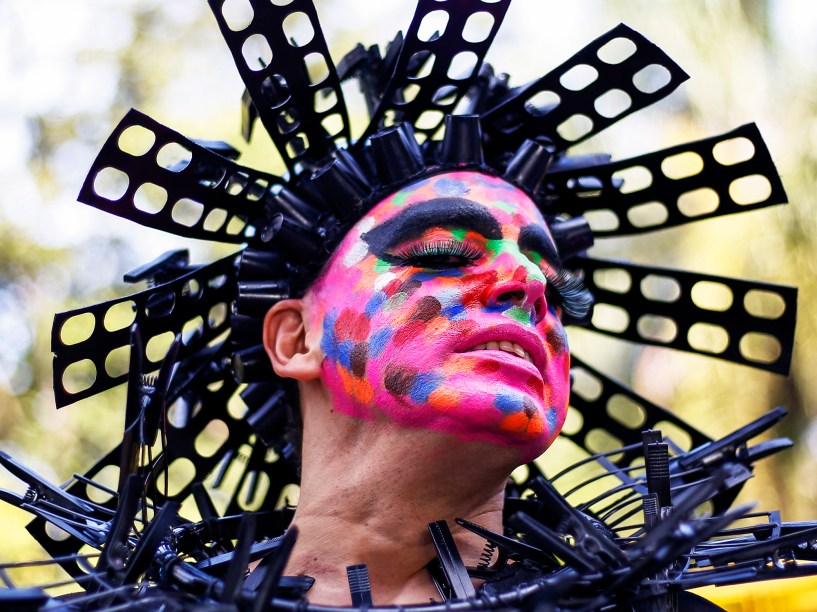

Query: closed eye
left=392, top=239, right=483, bottom=269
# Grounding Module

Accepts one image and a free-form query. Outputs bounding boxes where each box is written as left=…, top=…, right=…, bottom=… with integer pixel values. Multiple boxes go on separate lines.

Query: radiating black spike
left=243, top=388, right=290, bottom=447
left=439, top=115, right=484, bottom=166
left=238, top=249, right=288, bottom=280
left=235, top=280, right=290, bottom=317
left=232, top=344, right=274, bottom=383
left=309, top=157, right=370, bottom=215
left=370, top=123, right=425, bottom=186
left=503, top=138, right=556, bottom=194
left=240, top=382, right=280, bottom=410
left=123, top=249, right=191, bottom=285
left=549, top=216, right=593, bottom=261
left=192, top=483, right=219, bottom=521
left=220, top=514, right=256, bottom=604
left=251, top=528, right=298, bottom=612
left=427, top=520, right=476, bottom=600
left=264, top=187, right=323, bottom=228
left=260, top=214, right=327, bottom=263
left=334, top=148, right=373, bottom=188
left=230, top=313, right=265, bottom=346
left=122, top=501, right=181, bottom=583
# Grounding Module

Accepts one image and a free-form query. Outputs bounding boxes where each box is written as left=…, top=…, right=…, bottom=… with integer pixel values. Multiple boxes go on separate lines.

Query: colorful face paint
left=307, top=171, right=571, bottom=460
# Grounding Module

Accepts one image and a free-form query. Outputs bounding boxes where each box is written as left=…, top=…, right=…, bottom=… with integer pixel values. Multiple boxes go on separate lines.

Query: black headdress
left=2, top=1, right=814, bottom=610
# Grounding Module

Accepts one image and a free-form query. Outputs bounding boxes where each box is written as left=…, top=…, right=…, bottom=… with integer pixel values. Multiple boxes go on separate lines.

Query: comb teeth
left=346, top=563, right=373, bottom=607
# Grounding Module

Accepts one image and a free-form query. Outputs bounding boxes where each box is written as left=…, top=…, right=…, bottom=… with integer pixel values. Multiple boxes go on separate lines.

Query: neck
left=284, top=390, right=519, bottom=605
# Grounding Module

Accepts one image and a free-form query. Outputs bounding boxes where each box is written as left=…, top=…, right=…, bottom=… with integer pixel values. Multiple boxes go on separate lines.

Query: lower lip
left=455, top=349, right=542, bottom=378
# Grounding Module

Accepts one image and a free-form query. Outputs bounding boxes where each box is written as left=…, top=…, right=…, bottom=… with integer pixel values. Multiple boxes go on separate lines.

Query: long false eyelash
left=393, top=239, right=483, bottom=267
left=547, top=268, right=594, bottom=322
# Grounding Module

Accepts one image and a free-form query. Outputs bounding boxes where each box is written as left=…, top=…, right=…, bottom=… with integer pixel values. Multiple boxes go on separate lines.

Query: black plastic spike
left=503, top=138, right=556, bottom=194
left=235, top=280, right=291, bottom=317
left=192, top=482, right=219, bottom=521
left=251, top=528, right=298, bottom=612
left=549, top=216, right=594, bottom=260
left=334, top=148, right=373, bottom=188
left=264, top=187, right=324, bottom=228
left=370, top=123, right=425, bottom=186
left=232, top=344, right=274, bottom=383
left=244, top=387, right=290, bottom=447
left=439, top=115, right=484, bottom=166
left=427, top=521, right=476, bottom=600
left=122, top=501, right=181, bottom=583
left=220, top=514, right=256, bottom=604
left=238, top=249, right=288, bottom=280
left=309, top=157, right=370, bottom=215
left=678, top=406, right=788, bottom=470
left=230, top=313, right=265, bottom=346
left=123, top=249, right=191, bottom=285
left=260, top=214, right=327, bottom=263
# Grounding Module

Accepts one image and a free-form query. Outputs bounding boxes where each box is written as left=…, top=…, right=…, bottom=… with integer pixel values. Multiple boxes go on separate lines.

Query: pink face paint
left=306, top=171, right=571, bottom=460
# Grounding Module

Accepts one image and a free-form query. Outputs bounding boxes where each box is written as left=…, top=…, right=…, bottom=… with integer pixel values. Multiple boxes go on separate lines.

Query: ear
left=263, top=299, right=323, bottom=381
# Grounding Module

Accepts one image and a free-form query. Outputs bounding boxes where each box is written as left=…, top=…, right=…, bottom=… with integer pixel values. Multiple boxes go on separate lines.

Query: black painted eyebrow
left=519, top=224, right=561, bottom=267
left=362, top=197, right=503, bottom=256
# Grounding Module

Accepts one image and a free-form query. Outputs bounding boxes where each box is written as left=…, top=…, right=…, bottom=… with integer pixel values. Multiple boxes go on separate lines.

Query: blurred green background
left=1, top=0, right=817, bottom=603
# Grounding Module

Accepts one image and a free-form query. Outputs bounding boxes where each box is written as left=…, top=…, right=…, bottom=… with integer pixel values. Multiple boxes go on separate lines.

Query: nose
left=484, top=262, right=548, bottom=324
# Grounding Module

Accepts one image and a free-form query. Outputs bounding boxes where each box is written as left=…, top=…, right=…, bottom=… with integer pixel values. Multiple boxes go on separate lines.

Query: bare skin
left=262, top=297, right=528, bottom=605
left=260, top=173, right=570, bottom=605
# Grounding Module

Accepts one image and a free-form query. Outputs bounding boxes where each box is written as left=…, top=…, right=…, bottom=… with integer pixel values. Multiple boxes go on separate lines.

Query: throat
left=282, top=491, right=505, bottom=605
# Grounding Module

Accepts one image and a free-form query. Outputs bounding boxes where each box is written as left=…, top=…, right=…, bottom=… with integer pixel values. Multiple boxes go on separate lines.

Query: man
left=2, top=1, right=811, bottom=610
left=262, top=170, right=580, bottom=603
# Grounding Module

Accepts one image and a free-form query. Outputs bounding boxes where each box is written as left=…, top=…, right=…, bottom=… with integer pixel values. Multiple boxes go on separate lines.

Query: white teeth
left=468, top=341, right=533, bottom=364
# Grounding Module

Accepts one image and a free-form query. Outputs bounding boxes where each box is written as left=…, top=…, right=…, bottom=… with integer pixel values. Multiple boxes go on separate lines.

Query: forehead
left=363, top=170, right=546, bottom=229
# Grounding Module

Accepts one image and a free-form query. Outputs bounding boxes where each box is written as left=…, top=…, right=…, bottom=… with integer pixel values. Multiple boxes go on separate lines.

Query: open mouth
left=467, top=341, right=534, bottom=365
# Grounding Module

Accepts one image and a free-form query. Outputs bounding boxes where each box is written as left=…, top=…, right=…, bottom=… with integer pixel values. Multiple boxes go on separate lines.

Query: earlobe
left=263, top=299, right=323, bottom=381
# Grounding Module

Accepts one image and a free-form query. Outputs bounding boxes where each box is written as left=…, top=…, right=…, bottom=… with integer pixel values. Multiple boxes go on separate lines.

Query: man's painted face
left=307, top=171, right=572, bottom=460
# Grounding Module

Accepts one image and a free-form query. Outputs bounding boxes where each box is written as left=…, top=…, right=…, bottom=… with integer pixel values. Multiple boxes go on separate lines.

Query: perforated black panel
left=566, top=356, right=711, bottom=465
left=29, top=366, right=299, bottom=581
left=547, top=124, right=787, bottom=234
left=207, top=0, right=351, bottom=171
left=78, top=109, right=282, bottom=243
left=357, top=0, right=511, bottom=145
left=52, top=256, right=237, bottom=407
left=578, top=256, right=797, bottom=374
left=482, top=24, right=688, bottom=153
